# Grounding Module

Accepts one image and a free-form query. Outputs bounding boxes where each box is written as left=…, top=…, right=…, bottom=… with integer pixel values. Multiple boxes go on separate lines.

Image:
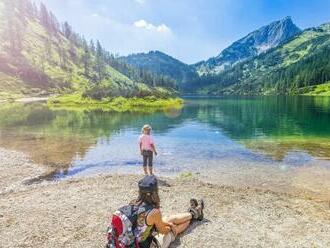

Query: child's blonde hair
left=142, top=124, right=152, bottom=133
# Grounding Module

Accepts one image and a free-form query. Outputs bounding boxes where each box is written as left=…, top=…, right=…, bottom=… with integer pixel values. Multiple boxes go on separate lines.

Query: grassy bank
left=303, top=82, right=330, bottom=96
left=291, top=81, right=330, bottom=96
left=48, top=94, right=184, bottom=112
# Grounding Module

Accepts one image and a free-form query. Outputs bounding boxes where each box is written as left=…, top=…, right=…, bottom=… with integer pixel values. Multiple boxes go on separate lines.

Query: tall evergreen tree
left=89, top=40, right=96, bottom=55
left=95, top=40, right=106, bottom=82
left=39, top=3, right=51, bottom=30
left=81, top=38, right=92, bottom=77
left=62, top=22, right=72, bottom=39
left=2, top=0, right=26, bottom=56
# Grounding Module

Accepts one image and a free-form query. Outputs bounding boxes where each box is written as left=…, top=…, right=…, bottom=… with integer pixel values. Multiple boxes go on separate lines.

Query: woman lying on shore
left=106, top=175, right=204, bottom=248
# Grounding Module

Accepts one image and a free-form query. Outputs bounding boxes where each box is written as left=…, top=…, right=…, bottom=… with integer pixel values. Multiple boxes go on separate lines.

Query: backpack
left=106, top=203, right=159, bottom=248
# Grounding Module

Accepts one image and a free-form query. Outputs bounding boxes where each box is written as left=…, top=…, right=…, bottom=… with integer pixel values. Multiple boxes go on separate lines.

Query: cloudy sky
left=38, top=0, right=330, bottom=64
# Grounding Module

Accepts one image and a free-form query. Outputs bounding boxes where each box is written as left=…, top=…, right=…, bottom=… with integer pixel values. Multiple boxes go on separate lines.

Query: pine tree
left=49, top=11, right=60, bottom=33
left=95, top=40, right=106, bottom=83
left=2, top=0, right=26, bottom=56
left=44, top=37, right=52, bottom=63
left=89, top=40, right=96, bottom=55
left=62, top=22, right=72, bottom=39
left=81, top=38, right=91, bottom=77
left=39, top=3, right=51, bottom=30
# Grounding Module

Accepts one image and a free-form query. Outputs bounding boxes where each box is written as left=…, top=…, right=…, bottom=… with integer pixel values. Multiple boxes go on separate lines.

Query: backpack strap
left=150, top=236, right=161, bottom=248
left=137, top=203, right=155, bottom=226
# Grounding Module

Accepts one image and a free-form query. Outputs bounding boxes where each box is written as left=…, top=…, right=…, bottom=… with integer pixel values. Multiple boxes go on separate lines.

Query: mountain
left=194, top=17, right=301, bottom=75
left=120, top=51, right=198, bottom=84
left=0, top=0, right=175, bottom=100
left=191, top=23, right=330, bottom=95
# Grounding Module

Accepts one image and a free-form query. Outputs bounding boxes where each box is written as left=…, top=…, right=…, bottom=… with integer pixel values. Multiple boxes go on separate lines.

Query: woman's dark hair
left=133, top=175, right=160, bottom=208
left=132, top=188, right=160, bottom=208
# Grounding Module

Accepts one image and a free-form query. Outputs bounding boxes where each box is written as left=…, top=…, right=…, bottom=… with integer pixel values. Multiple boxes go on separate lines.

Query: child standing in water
left=139, top=124, right=158, bottom=175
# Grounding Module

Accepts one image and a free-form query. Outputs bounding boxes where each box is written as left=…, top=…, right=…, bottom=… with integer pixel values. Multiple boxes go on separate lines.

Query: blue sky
left=38, top=0, right=330, bottom=64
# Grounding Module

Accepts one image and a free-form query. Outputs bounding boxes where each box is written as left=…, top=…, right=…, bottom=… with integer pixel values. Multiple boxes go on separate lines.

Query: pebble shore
left=1, top=148, right=330, bottom=247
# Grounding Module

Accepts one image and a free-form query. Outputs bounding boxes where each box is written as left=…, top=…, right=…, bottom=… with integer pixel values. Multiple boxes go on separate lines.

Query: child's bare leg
left=143, top=153, right=148, bottom=175
left=148, top=154, right=153, bottom=175
left=149, top=166, right=153, bottom=175
left=143, top=166, right=148, bottom=175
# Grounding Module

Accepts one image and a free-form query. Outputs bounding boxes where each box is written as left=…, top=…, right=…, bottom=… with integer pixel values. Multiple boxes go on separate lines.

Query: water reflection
left=0, top=96, right=330, bottom=178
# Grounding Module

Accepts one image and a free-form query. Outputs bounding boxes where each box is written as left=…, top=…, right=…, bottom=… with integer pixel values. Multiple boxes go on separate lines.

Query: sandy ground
left=0, top=148, right=45, bottom=194
left=15, top=97, right=50, bottom=103
left=0, top=96, right=52, bottom=104
left=1, top=149, right=330, bottom=248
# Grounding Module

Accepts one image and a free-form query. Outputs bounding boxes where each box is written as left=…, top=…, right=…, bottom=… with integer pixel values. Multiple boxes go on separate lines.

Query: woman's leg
left=164, top=213, right=192, bottom=235
left=164, top=212, right=192, bottom=225
left=154, top=213, right=193, bottom=248
left=173, top=221, right=191, bottom=235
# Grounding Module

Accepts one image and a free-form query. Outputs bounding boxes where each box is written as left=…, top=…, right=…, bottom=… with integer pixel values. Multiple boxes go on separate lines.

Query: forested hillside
left=120, top=51, right=198, bottom=86
left=1, top=0, right=329, bottom=98
left=189, top=23, right=330, bottom=95
left=0, top=0, right=176, bottom=100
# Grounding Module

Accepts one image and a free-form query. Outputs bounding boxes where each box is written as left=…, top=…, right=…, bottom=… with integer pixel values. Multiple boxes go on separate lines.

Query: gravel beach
left=1, top=148, right=330, bottom=248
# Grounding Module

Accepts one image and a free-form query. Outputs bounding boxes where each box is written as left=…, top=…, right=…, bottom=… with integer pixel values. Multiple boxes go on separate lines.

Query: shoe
left=188, top=198, right=204, bottom=221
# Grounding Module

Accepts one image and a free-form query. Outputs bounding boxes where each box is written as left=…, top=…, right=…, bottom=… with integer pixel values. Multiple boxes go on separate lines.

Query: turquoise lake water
left=1, top=96, right=330, bottom=181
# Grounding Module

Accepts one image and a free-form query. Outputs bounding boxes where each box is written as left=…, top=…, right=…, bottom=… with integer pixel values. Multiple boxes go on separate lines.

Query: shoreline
left=0, top=96, right=51, bottom=104
left=48, top=94, right=184, bottom=112
left=1, top=148, right=330, bottom=247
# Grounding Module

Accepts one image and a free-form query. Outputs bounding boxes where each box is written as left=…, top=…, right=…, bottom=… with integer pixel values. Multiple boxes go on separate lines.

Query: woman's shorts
left=151, top=231, right=176, bottom=248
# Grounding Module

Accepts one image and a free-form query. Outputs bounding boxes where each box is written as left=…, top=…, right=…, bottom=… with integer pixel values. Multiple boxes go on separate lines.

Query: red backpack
left=106, top=203, right=158, bottom=248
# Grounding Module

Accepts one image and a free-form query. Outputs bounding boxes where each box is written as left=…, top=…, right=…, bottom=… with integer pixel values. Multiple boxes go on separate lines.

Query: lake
left=1, top=96, right=330, bottom=198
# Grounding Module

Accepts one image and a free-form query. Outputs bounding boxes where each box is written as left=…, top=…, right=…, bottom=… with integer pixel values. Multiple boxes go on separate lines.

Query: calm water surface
left=1, top=96, right=330, bottom=183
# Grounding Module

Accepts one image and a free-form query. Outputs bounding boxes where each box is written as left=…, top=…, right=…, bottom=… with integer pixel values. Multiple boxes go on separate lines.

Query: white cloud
left=91, top=13, right=100, bottom=18
left=134, top=19, right=171, bottom=33
left=134, top=0, right=146, bottom=4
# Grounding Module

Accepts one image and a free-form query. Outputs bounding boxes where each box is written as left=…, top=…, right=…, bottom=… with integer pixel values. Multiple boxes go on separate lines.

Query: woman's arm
left=147, top=209, right=171, bottom=235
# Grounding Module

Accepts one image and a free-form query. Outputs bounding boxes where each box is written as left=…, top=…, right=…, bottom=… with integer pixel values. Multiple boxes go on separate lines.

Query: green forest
left=0, top=0, right=177, bottom=101
left=188, top=24, right=330, bottom=95
left=0, top=0, right=330, bottom=100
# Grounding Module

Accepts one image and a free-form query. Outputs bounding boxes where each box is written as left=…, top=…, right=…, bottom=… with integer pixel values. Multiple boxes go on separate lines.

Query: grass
left=177, top=172, right=194, bottom=180
left=48, top=94, right=184, bottom=113
left=302, top=82, right=330, bottom=96
left=0, top=72, right=27, bottom=100
left=280, top=30, right=319, bottom=67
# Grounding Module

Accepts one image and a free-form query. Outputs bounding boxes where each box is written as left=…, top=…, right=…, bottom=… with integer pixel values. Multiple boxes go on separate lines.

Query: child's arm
left=139, top=135, right=143, bottom=155
left=151, top=144, right=158, bottom=156
left=139, top=142, right=143, bottom=155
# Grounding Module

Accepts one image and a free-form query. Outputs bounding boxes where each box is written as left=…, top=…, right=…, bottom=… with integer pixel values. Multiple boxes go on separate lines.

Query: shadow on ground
left=170, top=218, right=211, bottom=247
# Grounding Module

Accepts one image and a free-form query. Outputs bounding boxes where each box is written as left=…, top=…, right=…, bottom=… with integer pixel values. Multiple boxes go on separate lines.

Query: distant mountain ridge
left=120, top=51, right=198, bottom=84
left=191, top=22, right=330, bottom=95
left=1, top=1, right=328, bottom=99
left=194, top=17, right=301, bottom=75
left=120, top=17, right=302, bottom=88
